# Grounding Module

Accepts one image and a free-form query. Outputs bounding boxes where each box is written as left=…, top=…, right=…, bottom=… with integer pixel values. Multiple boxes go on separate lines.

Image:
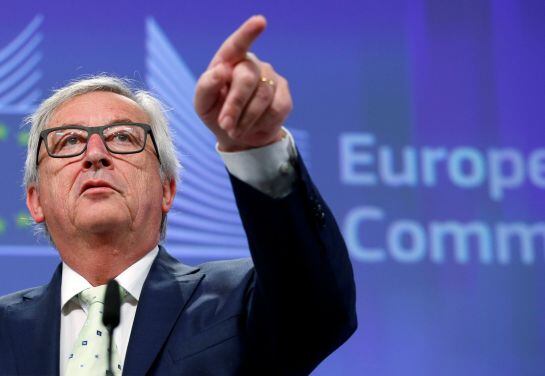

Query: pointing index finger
left=210, top=15, right=267, bottom=68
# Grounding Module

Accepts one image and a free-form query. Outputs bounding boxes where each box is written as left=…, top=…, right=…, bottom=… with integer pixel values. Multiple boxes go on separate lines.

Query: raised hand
left=194, top=15, right=293, bottom=152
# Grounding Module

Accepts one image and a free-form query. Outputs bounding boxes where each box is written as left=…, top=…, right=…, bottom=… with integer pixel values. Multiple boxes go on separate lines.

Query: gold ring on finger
left=260, top=76, right=275, bottom=86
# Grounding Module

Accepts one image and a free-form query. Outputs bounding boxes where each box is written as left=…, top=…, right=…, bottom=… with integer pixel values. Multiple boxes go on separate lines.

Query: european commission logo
left=0, top=15, right=44, bottom=252
left=0, top=16, right=311, bottom=259
left=0, top=15, right=43, bottom=115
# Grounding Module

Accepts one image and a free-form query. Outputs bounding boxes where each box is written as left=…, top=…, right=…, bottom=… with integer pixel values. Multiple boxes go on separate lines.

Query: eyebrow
left=108, top=118, right=139, bottom=125
left=56, top=118, right=140, bottom=127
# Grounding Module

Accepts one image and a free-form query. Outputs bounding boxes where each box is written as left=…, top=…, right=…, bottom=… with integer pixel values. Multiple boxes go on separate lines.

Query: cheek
left=131, top=166, right=164, bottom=210
left=39, top=167, right=77, bottom=212
left=42, top=181, right=68, bottom=212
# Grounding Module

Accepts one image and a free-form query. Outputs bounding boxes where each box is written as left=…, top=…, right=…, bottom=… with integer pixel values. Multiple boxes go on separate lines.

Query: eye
left=113, top=132, right=130, bottom=143
left=65, top=136, right=80, bottom=145
left=56, top=133, right=86, bottom=149
left=104, top=125, right=145, bottom=151
left=106, top=127, right=140, bottom=145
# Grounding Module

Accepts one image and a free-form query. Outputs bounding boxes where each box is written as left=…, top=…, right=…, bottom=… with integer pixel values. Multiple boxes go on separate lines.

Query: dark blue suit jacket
left=0, top=158, right=357, bottom=375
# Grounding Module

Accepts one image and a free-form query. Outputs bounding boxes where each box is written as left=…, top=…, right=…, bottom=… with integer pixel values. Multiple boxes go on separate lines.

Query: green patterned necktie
left=65, top=284, right=128, bottom=375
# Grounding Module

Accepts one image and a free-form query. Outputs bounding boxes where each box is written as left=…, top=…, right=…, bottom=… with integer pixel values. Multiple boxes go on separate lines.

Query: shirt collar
left=60, top=246, right=159, bottom=310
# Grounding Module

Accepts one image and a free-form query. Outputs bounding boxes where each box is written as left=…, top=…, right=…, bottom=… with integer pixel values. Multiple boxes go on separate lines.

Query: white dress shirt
left=59, top=130, right=298, bottom=374
left=60, top=247, right=159, bottom=375
left=217, top=128, right=297, bottom=198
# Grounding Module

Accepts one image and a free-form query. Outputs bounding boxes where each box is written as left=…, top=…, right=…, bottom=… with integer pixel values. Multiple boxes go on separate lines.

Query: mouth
left=80, top=179, right=117, bottom=195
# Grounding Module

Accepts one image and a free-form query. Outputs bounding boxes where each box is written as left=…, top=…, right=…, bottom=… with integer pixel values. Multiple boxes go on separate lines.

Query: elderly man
left=0, top=16, right=356, bottom=375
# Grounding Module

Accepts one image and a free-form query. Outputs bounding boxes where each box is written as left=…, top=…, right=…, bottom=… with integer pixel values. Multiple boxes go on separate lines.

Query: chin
left=75, top=211, right=129, bottom=235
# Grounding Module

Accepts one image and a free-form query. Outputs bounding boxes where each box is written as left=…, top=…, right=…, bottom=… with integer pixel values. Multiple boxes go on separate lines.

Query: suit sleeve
left=0, top=303, right=18, bottom=374
left=229, top=153, right=358, bottom=375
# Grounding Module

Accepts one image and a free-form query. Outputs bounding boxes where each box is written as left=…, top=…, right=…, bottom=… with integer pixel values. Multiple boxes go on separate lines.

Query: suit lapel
left=6, top=264, right=62, bottom=375
left=123, top=247, right=204, bottom=375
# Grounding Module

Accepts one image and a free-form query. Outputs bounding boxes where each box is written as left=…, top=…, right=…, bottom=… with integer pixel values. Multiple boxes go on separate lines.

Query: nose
left=82, top=134, right=113, bottom=170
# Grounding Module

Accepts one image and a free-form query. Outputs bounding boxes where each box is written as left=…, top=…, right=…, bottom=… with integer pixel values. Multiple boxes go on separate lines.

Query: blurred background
left=0, top=1, right=544, bottom=375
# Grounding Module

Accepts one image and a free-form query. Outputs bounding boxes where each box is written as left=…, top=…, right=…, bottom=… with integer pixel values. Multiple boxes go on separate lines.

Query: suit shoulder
left=0, top=285, right=45, bottom=308
left=198, top=257, right=254, bottom=273
left=198, top=258, right=255, bottom=287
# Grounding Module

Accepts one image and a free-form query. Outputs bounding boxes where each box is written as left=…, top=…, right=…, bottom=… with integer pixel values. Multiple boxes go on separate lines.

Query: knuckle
left=243, top=78, right=256, bottom=92
left=231, top=40, right=246, bottom=56
left=195, top=75, right=208, bottom=90
left=267, top=106, right=283, bottom=122
left=262, top=62, right=274, bottom=72
left=255, top=86, right=273, bottom=102
left=271, top=100, right=292, bottom=119
left=238, top=114, right=255, bottom=129
left=274, top=76, right=288, bottom=91
left=284, top=99, right=294, bottom=114
left=230, top=95, right=247, bottom=111
left=247, top=59, right=261, bottom=73
left=238, top=72, right=257, bottom=90
left=210, top=69, right=223, bottom=83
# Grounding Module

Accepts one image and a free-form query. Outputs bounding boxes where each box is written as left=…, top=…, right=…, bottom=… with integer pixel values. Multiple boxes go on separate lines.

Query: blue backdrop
left=0, top=1, right=544, bottom=375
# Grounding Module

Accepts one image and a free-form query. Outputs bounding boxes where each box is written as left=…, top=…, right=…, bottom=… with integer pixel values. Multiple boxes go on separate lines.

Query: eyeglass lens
left=46, top=125, right=147, bottom=156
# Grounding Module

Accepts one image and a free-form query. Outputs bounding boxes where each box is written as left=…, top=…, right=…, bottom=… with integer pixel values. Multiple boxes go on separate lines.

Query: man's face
left=27, top=91, right=174, bottom=245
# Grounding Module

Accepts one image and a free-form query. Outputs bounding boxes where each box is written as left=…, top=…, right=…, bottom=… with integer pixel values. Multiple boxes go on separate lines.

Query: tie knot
left=79, top=285, right=107, bottom=307
left=79, top=284, right=129, bottom=308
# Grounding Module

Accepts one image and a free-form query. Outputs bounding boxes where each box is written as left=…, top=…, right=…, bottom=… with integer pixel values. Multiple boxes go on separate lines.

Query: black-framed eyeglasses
left=36, top=123, right=161, bottom=165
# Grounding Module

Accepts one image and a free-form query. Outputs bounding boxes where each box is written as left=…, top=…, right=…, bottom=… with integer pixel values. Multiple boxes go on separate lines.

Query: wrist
left=217, top=129, right=286, bottom=152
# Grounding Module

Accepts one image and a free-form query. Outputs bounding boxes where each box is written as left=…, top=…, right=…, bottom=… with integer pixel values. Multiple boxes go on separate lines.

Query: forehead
left=47, top=91, right=150, bottom=128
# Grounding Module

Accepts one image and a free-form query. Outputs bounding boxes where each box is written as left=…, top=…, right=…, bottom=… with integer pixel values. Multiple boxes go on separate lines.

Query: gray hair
left=24, top=75, right=180, bottom=241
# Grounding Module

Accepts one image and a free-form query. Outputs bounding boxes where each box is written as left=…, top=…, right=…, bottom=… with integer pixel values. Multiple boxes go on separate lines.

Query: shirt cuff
left=217, top=128, right=298, bottom=198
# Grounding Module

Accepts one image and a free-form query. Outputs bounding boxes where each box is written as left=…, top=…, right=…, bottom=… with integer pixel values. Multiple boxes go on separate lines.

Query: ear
left=26, top=185, right=45, bottom=223
left=161, top=178, right=176, bottom=213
